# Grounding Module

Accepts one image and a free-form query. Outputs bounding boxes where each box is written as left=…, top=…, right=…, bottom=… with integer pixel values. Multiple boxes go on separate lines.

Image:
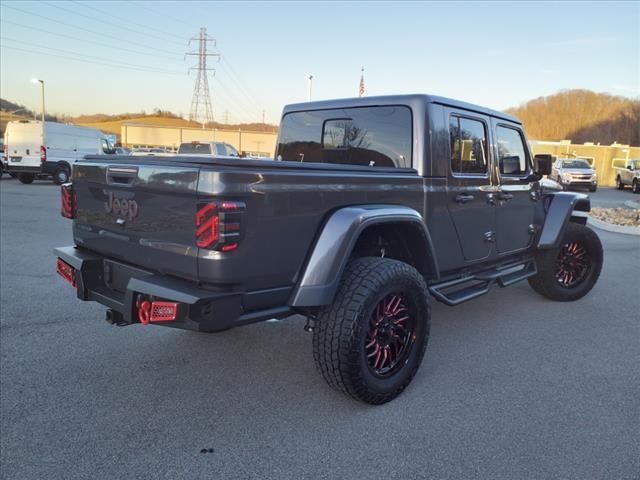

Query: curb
left=623, top=200, right=640, bottom=209
left=587, top=216, right=640, bottom=236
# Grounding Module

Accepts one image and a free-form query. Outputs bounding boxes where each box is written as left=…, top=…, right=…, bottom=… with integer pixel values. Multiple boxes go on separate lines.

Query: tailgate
left=72, top=159, right=200, bottom=280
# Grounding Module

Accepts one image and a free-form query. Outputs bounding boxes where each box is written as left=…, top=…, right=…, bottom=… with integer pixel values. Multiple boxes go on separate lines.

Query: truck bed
left=71, top=154, right=423, bottom=314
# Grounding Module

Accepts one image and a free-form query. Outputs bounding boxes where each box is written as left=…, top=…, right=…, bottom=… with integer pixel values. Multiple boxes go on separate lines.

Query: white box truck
left=2, top=120, right=115, bottom=184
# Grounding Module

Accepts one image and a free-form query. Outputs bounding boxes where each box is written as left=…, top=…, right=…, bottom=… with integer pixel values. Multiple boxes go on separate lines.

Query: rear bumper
left=54, top=246, right=290, bottom=332
left=4, top=165, right=43, bottom=174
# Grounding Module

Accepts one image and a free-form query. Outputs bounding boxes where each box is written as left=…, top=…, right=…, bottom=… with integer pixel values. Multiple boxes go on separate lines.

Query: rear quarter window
left=277, top=106, right=412, bottom=168
left=179, top=143, right=213, bottom=155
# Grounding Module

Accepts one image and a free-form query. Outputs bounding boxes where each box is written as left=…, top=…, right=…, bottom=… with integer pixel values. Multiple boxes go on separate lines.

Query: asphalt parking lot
left=1, top=179, right=639, bottom=480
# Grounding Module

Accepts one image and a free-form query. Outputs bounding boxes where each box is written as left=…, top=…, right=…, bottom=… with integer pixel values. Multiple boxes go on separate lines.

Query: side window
left=450, top=116, right=488, bottom=175
left=216, top=143, right=227, bottom=156
left=225, top=144, right=239, bottom=156
left=496, top=126, right=529, bottom=176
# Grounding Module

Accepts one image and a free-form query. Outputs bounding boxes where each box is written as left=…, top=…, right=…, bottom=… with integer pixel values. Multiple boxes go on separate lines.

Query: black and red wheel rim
left=555, top=242, right=591, bottom=288
left=365, top=293, right=417, bottom=377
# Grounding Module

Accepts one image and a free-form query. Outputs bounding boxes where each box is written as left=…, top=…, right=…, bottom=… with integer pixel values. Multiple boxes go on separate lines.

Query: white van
left=2, top=121, right=114, bottom=184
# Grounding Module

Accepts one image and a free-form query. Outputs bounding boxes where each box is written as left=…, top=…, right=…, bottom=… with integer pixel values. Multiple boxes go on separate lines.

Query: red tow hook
left=137, top=300, right=152, bottom=325
left=136, top=297, right=178, bottom=325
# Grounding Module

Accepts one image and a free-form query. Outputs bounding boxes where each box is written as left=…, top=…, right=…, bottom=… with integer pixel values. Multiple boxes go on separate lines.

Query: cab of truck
left=177, top=141, right=240, bottom=157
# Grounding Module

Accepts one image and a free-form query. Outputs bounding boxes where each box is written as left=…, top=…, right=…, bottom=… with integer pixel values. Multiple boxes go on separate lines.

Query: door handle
left=497, top=192, right=514, bottom=201
left=455, top=193, right=475, bottom=204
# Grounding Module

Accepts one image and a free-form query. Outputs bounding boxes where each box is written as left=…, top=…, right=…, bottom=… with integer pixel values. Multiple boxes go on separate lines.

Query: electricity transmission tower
left=186, top=27, right=219, bottom=126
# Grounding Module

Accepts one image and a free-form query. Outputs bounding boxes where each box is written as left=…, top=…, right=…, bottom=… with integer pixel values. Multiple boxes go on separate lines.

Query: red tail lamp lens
left=137, top=299, right=178, bottom=324
left=61, top=183, right=76, bottom=219
left=150, top=302, right=178, bottom=322
left=40, top=145, right=47, bottom=163
left=56, top=258, right=76, bottom=287
left=196, top=203, right=219, bottom=248
left=196, top=200, right=244, bottom=251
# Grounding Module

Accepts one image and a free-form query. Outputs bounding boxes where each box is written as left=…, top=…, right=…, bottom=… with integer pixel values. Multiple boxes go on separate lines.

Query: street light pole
left=31, top=78, right=46, bottom=147
left=31, top=78, right=45, bottom=123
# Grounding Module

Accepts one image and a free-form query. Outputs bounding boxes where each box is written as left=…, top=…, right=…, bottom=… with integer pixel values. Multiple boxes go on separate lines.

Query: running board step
left=428, top=260, right=537, bottom=306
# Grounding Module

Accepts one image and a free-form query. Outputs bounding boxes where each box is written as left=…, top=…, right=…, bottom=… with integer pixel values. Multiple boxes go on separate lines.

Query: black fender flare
left=290, top=205, right=439, bottom=307
left=537, top=192, right=590, bottom=249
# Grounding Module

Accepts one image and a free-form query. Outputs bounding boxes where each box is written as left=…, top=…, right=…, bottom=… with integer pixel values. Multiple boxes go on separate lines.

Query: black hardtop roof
left=283, top=94, right=521, bottom=124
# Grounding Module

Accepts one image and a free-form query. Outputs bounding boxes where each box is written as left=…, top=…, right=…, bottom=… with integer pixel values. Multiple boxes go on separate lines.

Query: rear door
left=445, top=109, right=497, bottom=263
left=492, top=122, right=537, bottom=255
left=72, top=159, right=201, bottom=280
left=6, top=122, right=42, bottom=169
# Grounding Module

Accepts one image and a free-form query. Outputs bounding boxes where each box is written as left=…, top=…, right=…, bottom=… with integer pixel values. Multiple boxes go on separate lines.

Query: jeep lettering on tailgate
left=105, top=192, right=138, bottom=221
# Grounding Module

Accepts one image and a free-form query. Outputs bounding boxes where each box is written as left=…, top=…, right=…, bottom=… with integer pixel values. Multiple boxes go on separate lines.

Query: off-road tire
left=529, top=223, right=603, bottom=302
left=53, top=166, right=70, bottom=185
left=616, top=176, right=624, bottom=190
left=633, top=179, right=639, bottom=194
left=17, top=173, right=35, bottom=184
left=313, top=257, right=431, bottom=405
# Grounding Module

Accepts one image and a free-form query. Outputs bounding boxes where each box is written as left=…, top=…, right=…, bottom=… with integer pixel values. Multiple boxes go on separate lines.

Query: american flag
left=358, top=67, right=365, bottom=97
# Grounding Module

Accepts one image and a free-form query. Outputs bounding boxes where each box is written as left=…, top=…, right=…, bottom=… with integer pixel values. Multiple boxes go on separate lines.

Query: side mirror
left=628, top=165, right=634, bottom=171
left=534, top=154, right=552, bottom=176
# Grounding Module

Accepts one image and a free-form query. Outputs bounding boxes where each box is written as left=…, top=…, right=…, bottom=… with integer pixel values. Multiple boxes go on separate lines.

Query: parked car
left=549, top=157, right=597, bottom=192
left=3, top=120, right=115, bottom=184
left=130, top=147, right=174, bottom=157
left=177, top=141, right=240, bottom=157
left=615, top=159, right=640, bottom=193
left=55, top=94, right=602, bottom=404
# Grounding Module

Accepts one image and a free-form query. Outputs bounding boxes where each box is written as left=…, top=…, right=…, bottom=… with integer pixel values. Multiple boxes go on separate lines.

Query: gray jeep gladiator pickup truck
left=55, top=95, right=603, bottom=404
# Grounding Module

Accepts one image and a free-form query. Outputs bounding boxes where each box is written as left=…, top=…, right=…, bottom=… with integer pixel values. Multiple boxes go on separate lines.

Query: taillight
left=56, top=258, right=76, bottom=288
left=136, top=297, right=179, bottom=324
left=2, top=143, right=7, bottom=162
left=40, top=145, right=47, bottom=163
left=61, top=183, right=76, bottom=219
left=196, top=200, right=244, bottom=251
left=196, top=203, right=219, bottom=248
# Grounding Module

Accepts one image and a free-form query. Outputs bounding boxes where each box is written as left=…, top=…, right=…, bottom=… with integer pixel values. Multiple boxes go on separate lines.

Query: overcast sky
left=1, top=1, right=638, bottom=123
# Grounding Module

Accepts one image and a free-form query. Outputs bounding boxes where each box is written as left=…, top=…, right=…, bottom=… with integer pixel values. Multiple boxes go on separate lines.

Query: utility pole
left=186, top=27, right=219, bottom=128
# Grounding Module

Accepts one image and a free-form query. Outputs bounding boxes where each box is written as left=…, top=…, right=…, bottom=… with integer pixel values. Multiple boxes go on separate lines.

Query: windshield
left=561, top=159, right=591, bottom=169
left=631, top=160, right=640, bottom=169
left=178, top=143, right=212, bottom=154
